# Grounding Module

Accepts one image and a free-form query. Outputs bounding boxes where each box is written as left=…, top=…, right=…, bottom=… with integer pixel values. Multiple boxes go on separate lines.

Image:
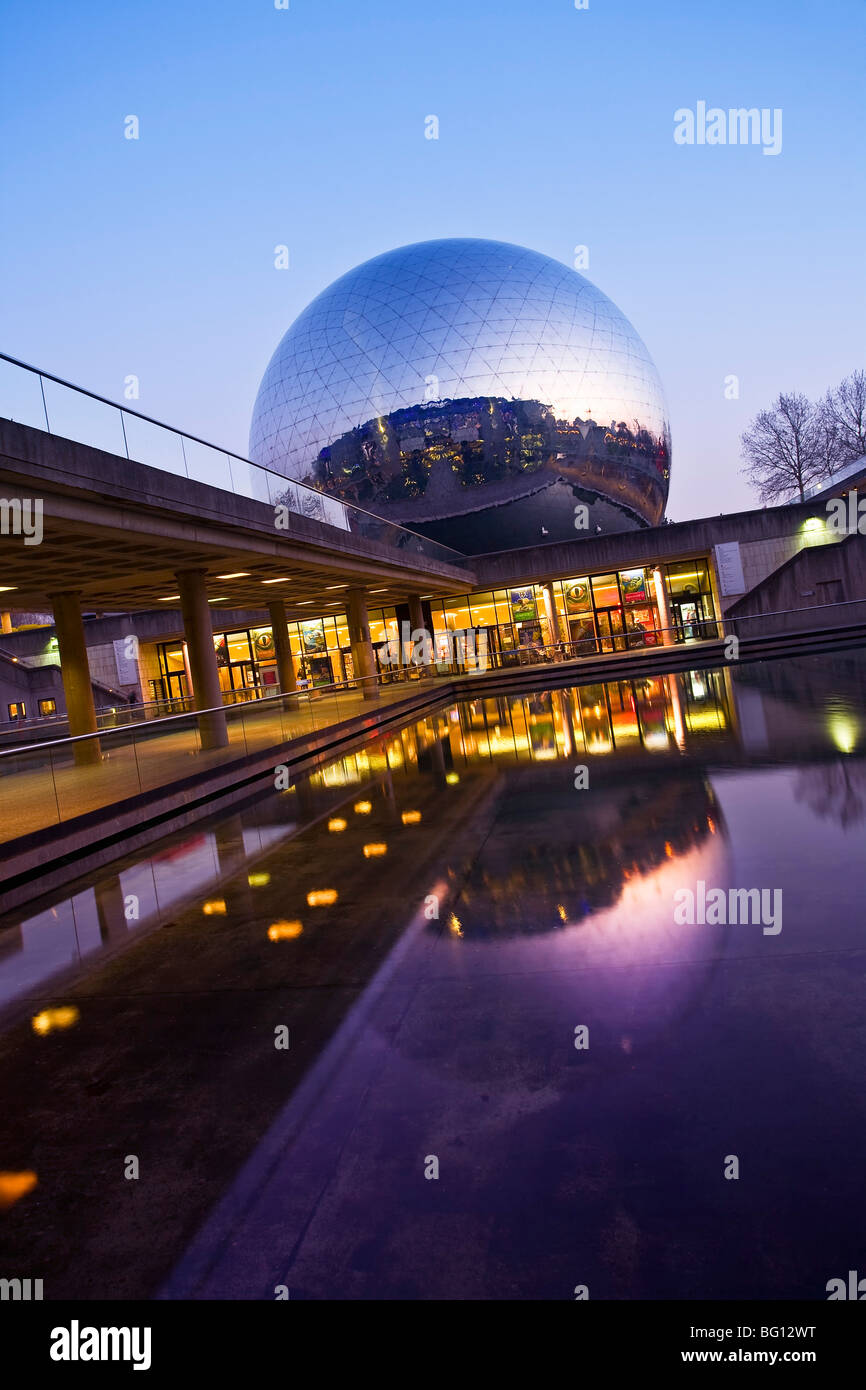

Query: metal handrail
left=0, top=350, right=467, bottom=562
left=2, top=595, right=864, bottom=760
left=0, top=669, right=394, bottom=757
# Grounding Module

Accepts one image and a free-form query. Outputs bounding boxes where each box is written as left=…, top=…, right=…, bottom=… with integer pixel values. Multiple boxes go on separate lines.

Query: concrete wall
left=726, top=534, right=866, bottom=635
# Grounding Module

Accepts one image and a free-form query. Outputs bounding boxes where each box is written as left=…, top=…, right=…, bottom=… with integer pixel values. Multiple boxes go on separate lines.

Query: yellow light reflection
left=401, top=810, right=422, bottom=824
left=202, top=899, right=227, bottom=915
left=363, top=843, right=388, bottom=858
left=307, top=889, right=338, bottom=906
left=354, top=800, right=372, bottom=815
left=445, top=772, right=460, bottom=785
left=268, top=920, right=304, bottom=941
left=557, top=904, right=568, bottom=922
left=0, top=1171, right=37, bottom=1210
left=31, top=1006, right=80, bottom=1036
left=328, top=818, right=348, bottom=832
left=828, top=713, right=858, bottom=754
left=248, top=872, right=271, bottom=887
left=448, top=914, right=463, bottom=937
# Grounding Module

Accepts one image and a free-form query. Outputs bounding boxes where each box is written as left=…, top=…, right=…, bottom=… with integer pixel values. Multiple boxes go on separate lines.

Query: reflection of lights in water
left=446, top=773, right=460, bottom=785
left=707, top=815, right=716, bottom=834
left=354, top=801, right=372, bottom=815
left=328, top=818, right=347, bottom=833
left=449, top=914, right=463, bottom=937
left=363, top=843, right=388, bottom=858
left=0, top=1171, right=38, bottom=1210
left=202, top=899, right=227, bottom=915
left=664, top=842, right=674, bottom=857
left=32, top=1006, right=80, bottom=1035
left=268, top=920, right=304, bottom=941
left=557, top=904, right=568, bottom=922
left=449, top=710, right=460, bottom=723
left=307, top=889, right=338, bottom=906
left=643, top=730, right=669, bottom=750
left=401, top=810, right=422, bottom=824
left=690, top=676, right=706, bottom=698
left=248, top=872, right=271, bottom=887
left=828, top=713, right=858, bottom=754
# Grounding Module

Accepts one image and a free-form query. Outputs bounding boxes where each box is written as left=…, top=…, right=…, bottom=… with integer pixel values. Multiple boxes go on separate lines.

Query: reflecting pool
left=1, top=650, right=865, bottom=1299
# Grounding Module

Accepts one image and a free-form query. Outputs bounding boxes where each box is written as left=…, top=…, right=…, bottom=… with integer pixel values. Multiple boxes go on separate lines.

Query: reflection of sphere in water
left=386, top=777, right=734, bottom=1088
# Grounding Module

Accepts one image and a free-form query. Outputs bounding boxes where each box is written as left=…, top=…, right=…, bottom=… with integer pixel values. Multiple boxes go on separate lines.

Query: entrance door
left=672, top=597, right=704, bottom=642
left=166, top=672, right=189, bottom=704
left=596, top=608, right=626, bottom=653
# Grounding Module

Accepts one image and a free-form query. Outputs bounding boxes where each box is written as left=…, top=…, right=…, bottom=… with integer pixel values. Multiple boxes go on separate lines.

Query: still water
left=1, top=650, right=865, bottom=1299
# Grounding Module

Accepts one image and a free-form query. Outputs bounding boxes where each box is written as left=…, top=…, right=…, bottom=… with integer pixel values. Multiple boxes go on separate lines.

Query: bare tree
left=823, top=369, right=866, bottom=464
left=740, top=392, right=822, bottom=503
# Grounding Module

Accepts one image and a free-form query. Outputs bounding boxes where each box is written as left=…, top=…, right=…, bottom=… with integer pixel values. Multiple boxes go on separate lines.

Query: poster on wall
left=254, top=630, right=275, bottom=657
left=564, top=580, right=590, bottom=611
left=620, top=569, right=647, bottom=603
left=301, top=619, right=326, bottom=653
left=510, top=587, right=537, bottom=622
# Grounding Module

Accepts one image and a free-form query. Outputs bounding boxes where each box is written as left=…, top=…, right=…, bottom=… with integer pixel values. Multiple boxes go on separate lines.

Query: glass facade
left=249, top=238, right=671, bottom=552
left=153, top=561, right=718, bottom=700
left=156, top=606, right=401, bottom=700
left=427, top=561, right=717, bottom=665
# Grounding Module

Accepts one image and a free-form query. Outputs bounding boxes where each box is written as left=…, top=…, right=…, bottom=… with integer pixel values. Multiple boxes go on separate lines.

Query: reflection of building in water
left=439, top=771, right=726, bottom=938
left=443, top=671, right=732, bottom=766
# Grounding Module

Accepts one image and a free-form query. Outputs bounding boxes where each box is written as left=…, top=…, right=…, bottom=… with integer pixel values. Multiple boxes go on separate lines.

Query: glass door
left=596, top=608, right=626, bottom=653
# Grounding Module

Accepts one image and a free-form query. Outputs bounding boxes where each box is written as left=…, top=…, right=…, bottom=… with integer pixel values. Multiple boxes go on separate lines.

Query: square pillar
left=176, top=569, right=228, bottom=749
left=346, top=587, right=379, bottom=700
left=267, top=600, right=298, bottom=694
left=48, top=590, right=100, bottom=764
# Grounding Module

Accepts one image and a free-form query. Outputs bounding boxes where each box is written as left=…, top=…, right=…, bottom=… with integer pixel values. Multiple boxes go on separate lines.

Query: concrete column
left=652, top=567, right=676, bottom=647
left=94, top=875, right=128, bottom=942
left=268, top=600, right=298, bottom=695
left=541, top=583, right=563, bottom=658
left=0, top=611, right=12, bottom=634
left=49, top=590, right=100, bottom=765
left=176, top=569, right=228, bottom=749
left=181, top=641, right=194, bottom=707
left=407, top=593, right=430, bottom=675
left=346, top=587, right=378, bottom=700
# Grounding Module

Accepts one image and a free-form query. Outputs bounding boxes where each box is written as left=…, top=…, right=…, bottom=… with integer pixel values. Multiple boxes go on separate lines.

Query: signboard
left=713, top=542, right=746, bottom=596
left=620, top=569, right=647, bottom=604
left=301, top=619, right=326, bottom=652
left=112, top=638, right=139, bottom=685
left=564, top=579, right=591, bottom=611
left=510, top=587, right=537, bottom=622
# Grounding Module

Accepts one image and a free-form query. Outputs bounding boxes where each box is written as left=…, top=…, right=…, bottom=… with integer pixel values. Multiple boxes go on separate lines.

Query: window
left=8, top=702, right=26, bottom=720
left=38, top=698, right=57, bottom=717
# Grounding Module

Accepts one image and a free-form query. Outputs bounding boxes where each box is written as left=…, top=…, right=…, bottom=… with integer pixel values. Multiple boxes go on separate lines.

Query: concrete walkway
left=0, top=681, right=429, bottom=845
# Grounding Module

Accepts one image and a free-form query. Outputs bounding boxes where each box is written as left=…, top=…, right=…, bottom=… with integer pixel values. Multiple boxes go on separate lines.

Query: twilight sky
left=1, top=0, right=863, bottom=521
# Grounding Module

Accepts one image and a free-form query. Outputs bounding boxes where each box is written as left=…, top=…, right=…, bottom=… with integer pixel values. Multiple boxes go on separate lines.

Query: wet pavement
left=1, top=650, right=865, bottom=1299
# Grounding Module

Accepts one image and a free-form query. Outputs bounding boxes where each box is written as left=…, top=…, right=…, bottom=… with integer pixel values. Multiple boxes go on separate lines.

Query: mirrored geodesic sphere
left=249, top=238, right=670, bottom=553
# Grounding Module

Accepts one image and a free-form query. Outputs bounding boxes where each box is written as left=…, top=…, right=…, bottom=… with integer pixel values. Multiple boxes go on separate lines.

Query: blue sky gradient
left=1, top=0, right=863, bottom=519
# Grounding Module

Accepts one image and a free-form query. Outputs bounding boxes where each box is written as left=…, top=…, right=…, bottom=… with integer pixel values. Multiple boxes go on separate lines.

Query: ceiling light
left=159, top=595, right=181, bottom=602
left=369, top=588, right=388, bottom=593
left=325, top=584, right=348, bottom=590
left=0, top=586, right=17, bottom=593
left=215, top=572, right=250, bottom=579
left=262, top=577, right=291, bottom=584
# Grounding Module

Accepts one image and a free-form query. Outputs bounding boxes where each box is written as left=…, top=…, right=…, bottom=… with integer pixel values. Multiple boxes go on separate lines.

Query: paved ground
left=0, top=681, right=426, bottom=843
